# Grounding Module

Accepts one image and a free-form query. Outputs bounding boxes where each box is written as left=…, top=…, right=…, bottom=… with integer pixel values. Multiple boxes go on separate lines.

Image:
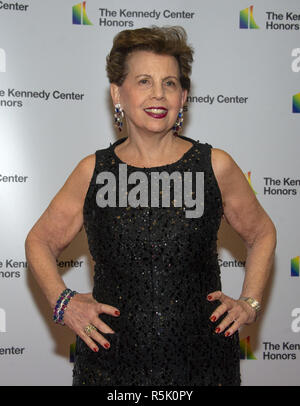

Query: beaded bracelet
left=53, top=288, right=78, bottom=325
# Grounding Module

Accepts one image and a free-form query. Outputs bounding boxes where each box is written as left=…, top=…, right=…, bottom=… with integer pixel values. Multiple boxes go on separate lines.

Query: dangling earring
left=114, top=103, right=124, bottom=132
left=173, top=108, right=184, bottom=136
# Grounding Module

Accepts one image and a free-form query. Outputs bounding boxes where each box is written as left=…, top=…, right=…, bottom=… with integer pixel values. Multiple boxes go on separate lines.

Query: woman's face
left=111, top=51, right=187, bottom=137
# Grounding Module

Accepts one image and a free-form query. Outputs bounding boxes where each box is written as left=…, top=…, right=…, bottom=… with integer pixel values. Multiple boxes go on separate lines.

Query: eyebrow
left=135, top=74, right=179, bottom=80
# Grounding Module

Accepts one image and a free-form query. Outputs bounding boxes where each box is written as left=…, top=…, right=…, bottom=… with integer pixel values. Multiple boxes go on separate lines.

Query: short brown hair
left=106, top=26, right=194, bottom=92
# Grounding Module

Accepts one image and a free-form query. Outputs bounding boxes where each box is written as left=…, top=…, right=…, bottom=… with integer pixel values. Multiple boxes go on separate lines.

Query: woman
left=25, top=26, right=276, bottom=386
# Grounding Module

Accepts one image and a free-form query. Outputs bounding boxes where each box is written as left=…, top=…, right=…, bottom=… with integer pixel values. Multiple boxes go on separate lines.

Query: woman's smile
left=144, top=107, right=168, bottom=119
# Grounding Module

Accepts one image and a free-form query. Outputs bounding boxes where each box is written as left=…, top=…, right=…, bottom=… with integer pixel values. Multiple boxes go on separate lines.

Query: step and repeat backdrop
left=0, top=0, right=299, bottom=386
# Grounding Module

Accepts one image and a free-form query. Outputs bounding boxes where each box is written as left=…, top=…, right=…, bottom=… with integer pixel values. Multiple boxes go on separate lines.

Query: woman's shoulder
left=74, top=142, right=114, bottom=181
left=211, top=147, right=234, bottom=163
left=210, top=147, right=240, bottom=182
left=75, top=153, right=96, bottom=178
left=63, top=153, right=96, bottom=196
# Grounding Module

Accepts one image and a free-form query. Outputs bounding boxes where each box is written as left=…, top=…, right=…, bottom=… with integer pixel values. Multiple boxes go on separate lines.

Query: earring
left=173, top=108, right=184, bottom=136
left=114, top=103, right=124, bottom=132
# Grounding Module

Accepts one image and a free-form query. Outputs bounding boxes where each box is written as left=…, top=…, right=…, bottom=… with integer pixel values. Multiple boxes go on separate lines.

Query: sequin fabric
left=72, top=134, right=241, bottom=386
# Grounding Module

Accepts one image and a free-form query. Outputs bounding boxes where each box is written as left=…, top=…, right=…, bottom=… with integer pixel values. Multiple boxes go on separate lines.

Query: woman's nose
left=151, top=83, right=165, bottom=99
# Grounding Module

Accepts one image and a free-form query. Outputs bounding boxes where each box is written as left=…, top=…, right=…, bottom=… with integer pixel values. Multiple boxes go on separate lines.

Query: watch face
left=250, top=299, right=261, bottom=311
left=244, top=298, right=261, bottom=311
left=239, top=297, right=261, bottom=312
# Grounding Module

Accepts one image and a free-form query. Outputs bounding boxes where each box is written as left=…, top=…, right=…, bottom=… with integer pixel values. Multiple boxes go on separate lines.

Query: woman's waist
left=94, top=297, right=220, bottom=335
left=93, top=262, right=221, bottom=288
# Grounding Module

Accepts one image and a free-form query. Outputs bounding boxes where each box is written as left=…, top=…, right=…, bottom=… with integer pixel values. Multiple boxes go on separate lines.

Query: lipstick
left=144, top=107, right=168, bottom=119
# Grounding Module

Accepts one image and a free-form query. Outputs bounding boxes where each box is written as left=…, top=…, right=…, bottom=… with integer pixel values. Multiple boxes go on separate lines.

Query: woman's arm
left=25, top=154, right=95, bottom=307
left=25, top=153, right=120, bottom=351
left=208, top=148, right=277, bottom=335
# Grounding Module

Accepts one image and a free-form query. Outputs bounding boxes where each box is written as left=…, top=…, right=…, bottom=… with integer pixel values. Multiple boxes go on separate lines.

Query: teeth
left=145, top=108, right=167, bottom=114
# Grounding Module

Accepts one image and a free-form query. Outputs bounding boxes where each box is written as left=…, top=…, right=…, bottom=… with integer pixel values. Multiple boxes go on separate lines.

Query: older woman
left=25, top=26, right=276, bottom=386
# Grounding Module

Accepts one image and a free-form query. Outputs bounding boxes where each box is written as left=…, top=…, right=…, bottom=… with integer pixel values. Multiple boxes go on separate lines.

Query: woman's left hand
left=207, top=291, right=257, bottom=337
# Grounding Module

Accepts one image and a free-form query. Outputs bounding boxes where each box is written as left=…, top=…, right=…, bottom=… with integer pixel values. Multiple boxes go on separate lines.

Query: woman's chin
left=136, top=124, right=174, bottom=135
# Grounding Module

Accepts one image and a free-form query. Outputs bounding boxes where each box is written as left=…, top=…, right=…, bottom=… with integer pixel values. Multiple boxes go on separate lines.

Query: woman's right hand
left=62, top=292, right=120, bottom=352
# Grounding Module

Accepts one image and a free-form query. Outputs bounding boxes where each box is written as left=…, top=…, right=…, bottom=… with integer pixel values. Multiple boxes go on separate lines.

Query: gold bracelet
left=239, top=297, right=262, bottom=320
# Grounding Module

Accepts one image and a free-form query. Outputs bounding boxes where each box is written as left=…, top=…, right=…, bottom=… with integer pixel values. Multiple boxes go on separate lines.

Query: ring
left=84, top=324, right=97, bottom=337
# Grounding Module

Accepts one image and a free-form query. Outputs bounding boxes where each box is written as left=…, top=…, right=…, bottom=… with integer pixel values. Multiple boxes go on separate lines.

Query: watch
left=239, top=297, right=262, bottom=313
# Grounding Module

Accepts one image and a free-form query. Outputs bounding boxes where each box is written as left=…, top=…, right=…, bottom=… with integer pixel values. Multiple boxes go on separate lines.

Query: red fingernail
left=207, top=295, right=212, bottom=300
left=114, top=310, right=120, bottom=316
left=215, top=327, right=221, bottom=333
left=104, top=343, right=110, bottom=349
left=210, top=316, right=216, bottom=322
left=225, top=331, right=231, bottom=337
left=93, top=347, right=98, bottom=352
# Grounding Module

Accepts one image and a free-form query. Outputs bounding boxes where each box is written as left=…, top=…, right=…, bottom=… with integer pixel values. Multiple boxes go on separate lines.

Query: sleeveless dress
left=72, top=134, right=241, bottom=386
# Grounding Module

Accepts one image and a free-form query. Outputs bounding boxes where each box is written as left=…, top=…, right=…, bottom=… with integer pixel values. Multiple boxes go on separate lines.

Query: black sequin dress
left=72, top=135, right=241, bottom=386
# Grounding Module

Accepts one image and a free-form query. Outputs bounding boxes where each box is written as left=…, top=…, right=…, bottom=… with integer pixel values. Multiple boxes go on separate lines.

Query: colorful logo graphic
left=72, top=1, right=92, bottom=25
left=240, top=336, right=257, bottom=359
left=291, top=256, right=299, bottom=277
left=240, top=5, right=259, bottom=29
left=292, top=93, right=300, bottom=113
left=245, top=171, right=257, bottom=195
left=70, top=342, right=76, bottom=362
left=0, top=48, right=6, bottom=73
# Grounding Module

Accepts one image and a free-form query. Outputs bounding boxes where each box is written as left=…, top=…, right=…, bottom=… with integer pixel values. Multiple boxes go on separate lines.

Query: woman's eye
left=165, top=80, right=176, bottom=87
left=139, top=79, right=149, bottom=85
